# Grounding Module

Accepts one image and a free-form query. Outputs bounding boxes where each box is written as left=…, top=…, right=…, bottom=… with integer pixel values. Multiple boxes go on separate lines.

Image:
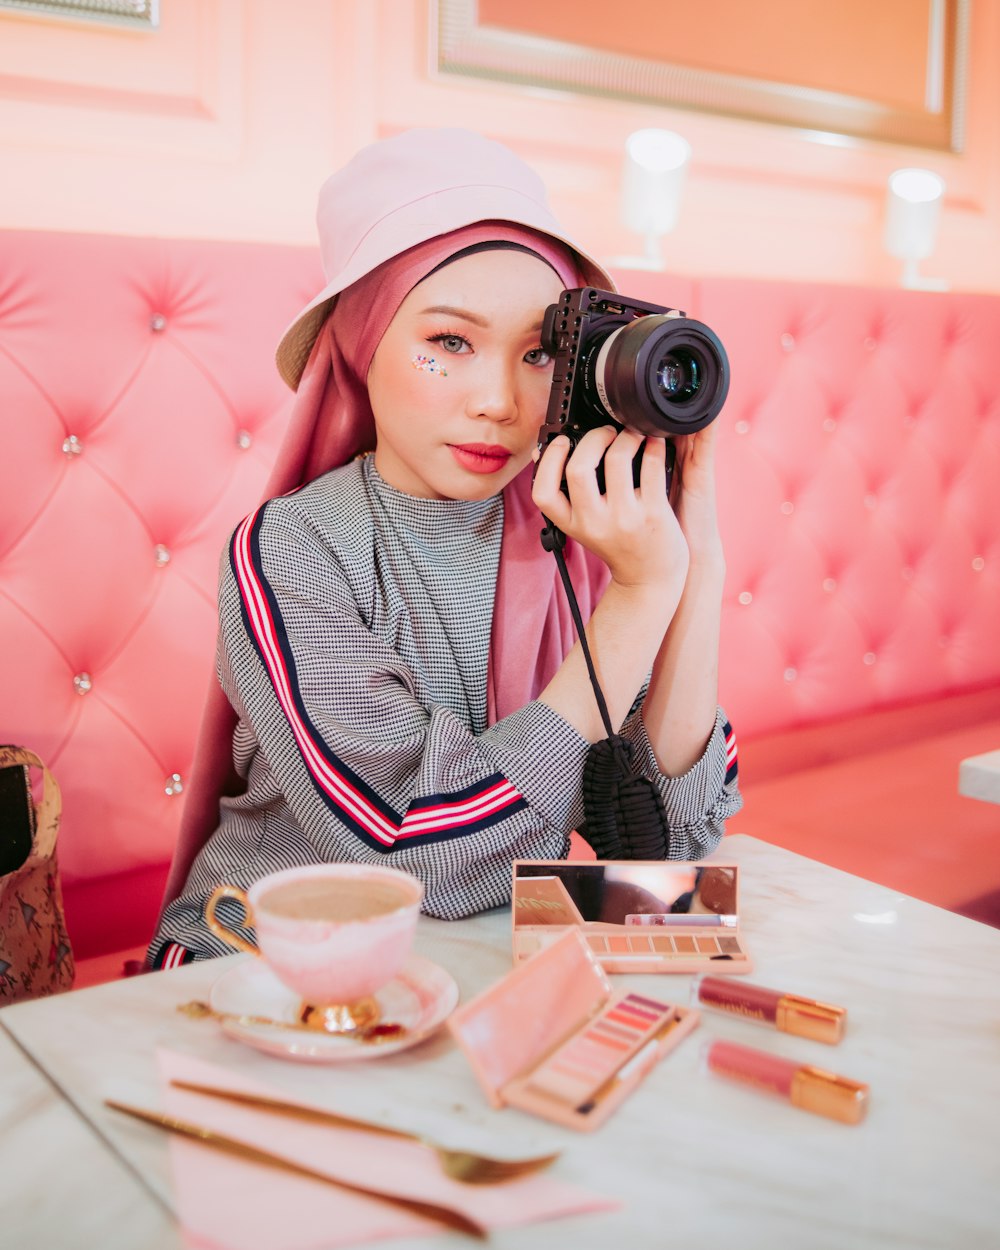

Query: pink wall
left=0, top=0, right=997, bottom=293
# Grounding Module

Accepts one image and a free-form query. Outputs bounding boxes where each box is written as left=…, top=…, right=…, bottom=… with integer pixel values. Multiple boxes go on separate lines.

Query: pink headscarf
left=161, top=145, right=613, bottom=908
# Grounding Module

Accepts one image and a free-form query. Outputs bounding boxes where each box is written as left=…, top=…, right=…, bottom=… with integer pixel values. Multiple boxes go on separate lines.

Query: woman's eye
left=430, top=333, right=471, bottom=354
left=524, top=347, right=552, bottom=367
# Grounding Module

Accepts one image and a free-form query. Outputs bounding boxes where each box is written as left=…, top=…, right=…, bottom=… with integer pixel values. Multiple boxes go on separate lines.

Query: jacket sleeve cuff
left=621, top=706, right=735, bottom=829
left=478, top=699, right=591, bottom=833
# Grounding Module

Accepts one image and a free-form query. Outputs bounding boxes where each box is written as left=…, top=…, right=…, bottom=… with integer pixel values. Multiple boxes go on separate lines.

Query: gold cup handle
left=205, top=885, right=260, bottom=957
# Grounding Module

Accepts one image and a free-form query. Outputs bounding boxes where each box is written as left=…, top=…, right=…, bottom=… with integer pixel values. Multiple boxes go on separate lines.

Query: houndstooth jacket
left=150, top=457, right=741, bottom=966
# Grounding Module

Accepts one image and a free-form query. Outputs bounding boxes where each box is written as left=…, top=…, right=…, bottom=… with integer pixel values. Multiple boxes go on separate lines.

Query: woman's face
left=367, top=249, right=564, bottom=500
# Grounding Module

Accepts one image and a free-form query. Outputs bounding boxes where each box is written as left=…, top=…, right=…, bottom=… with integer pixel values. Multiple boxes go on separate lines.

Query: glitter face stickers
left=411, top=354, right=448, bottom=377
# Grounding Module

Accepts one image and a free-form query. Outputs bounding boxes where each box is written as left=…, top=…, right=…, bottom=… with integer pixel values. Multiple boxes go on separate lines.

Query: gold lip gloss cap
left=777, top=994, right=847, bottom=1044
left=792, top=1065, right=869, bottom=1124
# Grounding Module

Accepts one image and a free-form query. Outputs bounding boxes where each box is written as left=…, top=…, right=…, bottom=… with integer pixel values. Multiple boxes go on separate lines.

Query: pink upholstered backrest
left=2, top=231, right=998, bottom=958
left=1, top=230, right=320, bottom=955
left=699, top=277, right=1000, bottom=736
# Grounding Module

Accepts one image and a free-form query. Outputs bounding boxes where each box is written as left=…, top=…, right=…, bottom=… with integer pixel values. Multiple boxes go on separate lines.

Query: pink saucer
left=208, top=953, right=459, bottom=1063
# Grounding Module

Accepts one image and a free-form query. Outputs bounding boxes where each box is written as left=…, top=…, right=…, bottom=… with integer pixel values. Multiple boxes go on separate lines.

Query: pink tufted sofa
left=2, top=230, right=998, bottom=987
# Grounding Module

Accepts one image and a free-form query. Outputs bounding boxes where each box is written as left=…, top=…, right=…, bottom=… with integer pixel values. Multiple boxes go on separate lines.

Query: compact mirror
left=512, top=860, right=751, bottom=975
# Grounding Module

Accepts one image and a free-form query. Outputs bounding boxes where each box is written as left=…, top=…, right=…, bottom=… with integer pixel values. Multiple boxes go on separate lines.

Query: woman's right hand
left=532, top=426, right=690, bottom=597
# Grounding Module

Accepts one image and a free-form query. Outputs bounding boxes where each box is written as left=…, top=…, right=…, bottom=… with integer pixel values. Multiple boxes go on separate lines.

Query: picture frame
left=433, top=0, right=968, bottom=152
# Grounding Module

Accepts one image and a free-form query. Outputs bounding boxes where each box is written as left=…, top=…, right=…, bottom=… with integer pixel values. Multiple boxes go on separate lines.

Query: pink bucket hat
left=275, top=126, right=614, bottom=390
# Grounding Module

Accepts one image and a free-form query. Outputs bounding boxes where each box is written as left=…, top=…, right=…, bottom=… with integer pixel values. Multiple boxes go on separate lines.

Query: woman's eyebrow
left=420, top=304, right=545, bottom=333
left=420, top=304, right=489, bottom=327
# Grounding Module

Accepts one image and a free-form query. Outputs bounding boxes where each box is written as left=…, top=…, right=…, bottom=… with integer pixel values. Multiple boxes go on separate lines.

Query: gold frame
left=0, top=0, right=158, bottom=29
left=433, top=0, right=968, bottom=152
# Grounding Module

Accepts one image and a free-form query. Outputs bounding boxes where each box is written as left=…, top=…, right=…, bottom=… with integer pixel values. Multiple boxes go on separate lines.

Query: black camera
left=537, top=287, right=730, bottom=464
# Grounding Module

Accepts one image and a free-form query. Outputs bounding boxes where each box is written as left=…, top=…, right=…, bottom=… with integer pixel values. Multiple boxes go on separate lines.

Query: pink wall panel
left=0, top=1, right=998, bottom=293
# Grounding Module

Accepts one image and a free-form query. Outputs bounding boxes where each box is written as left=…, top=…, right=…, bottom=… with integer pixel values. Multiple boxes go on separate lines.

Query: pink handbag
left=0, top=746, right=75, bottom=1002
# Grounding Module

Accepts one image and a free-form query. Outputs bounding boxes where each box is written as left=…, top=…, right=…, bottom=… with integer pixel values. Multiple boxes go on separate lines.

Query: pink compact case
left=511, top=860, right=752, bottom=975
left=448, top=928, right=698, bottom=1131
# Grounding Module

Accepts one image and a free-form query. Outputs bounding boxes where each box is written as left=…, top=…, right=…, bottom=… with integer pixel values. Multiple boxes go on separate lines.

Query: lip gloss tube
left=693, top=974, right=846, bottom=1043
left=704, top=1039, right=869, bottom=1124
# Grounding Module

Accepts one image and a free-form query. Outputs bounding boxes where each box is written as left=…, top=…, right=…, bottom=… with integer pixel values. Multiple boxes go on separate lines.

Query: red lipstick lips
left=448, top=443, right=513, bottom=474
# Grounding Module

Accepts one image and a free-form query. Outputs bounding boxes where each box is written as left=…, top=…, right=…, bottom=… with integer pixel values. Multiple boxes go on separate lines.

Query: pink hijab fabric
left=161, top=149, right=613, bottom=908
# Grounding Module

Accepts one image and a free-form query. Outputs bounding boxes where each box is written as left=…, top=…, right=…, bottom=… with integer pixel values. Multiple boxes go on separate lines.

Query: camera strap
left=545, top=526, right=672, bottom=860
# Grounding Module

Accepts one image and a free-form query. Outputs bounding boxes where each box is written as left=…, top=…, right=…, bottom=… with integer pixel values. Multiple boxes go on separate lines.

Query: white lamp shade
left=621, top=128, right=691, bottom=237
left=883, top=168, right=945, bottom=262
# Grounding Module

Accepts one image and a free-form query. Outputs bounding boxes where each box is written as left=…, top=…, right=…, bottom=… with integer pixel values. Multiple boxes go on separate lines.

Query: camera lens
left=655, top=348, right=702, bottom=404
left=592, top=314, right=729, bottom=437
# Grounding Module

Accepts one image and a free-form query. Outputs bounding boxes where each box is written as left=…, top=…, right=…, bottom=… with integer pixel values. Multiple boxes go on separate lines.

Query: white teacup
left=205, top=864, right=424, bottom=1032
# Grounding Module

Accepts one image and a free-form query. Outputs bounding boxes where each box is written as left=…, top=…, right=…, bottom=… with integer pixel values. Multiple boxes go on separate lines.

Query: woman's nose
left=465, top=359, right=519, bottom=424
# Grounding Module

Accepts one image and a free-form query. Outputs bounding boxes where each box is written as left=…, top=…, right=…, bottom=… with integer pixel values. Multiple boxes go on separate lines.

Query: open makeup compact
left=512, top=860, right=752, bottom=974
left=449, top=928, right=698, bottom=1130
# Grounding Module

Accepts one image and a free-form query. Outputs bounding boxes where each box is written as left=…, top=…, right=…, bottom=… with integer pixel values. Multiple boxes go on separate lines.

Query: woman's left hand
left=669, top=420, right=724, bottom=563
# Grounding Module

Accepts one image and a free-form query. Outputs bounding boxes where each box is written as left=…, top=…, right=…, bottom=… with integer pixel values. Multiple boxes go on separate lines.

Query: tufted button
left=864, top=493, right=878, bottom=510
left=73, top=672, right=93, bottom=695
left=823, top=577, right=837, bottom=593
left=780, top=332, right=796, bottom=352
left=738, top=591, right=753, bottom=605
left=901, top=566, right=915, bottom=581
left=734, top=419, right=751, bottom=435
left=780, top=501, right=794, bottom=515
left=164, top=773, right=184, bottom=796
left=822, top=417, right=837, bottom=433
left=783, top=667, right=797, bottom=682
left=153, top=543, right=171, bottom=567
left=150, top=313, right=167, bottom=332
left=972, top=556, right=985, bottom=572
left=236, top=429, right=253, bottom=450
left=863, top=652, right=877, bottom=666
left=863, top=336, right=878, bottom=352
left=62, top=434, right=83, bottom=457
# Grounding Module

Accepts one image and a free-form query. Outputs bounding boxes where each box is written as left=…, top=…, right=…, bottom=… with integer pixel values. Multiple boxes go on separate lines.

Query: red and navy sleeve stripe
left=230, top=505, right=528, bottom=853
left=723, top=720, right=738, bottom=785
left=151, top=941, right=194, bottom=971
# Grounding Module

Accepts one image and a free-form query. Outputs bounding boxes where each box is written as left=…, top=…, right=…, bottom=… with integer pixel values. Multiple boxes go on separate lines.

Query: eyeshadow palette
left=448, top=928, right=698, bottom=1130
left=512, top=860, right=752, bottom=975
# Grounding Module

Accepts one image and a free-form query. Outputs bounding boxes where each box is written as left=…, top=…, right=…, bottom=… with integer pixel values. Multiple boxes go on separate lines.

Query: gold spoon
left=173, top=1080, right=561, bottom=1186
left=176, top=1000, right=408, bottom=1043
left=105, top=1099, right=486, bottom=1238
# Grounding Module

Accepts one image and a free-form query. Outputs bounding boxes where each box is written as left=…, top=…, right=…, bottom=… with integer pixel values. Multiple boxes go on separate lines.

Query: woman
left=149, top=127, right=741, bottom=967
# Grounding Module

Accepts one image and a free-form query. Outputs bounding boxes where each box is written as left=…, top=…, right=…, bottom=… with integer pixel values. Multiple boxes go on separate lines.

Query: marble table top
left=0, top=1026, right=179, bottom=1249
left=959, top=747, right=1000, bottom=804
left=2, top=835, right=999, bottom=1250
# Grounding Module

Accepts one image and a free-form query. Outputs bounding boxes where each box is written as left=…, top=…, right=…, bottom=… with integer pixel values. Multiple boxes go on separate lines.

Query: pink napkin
left=156, top=1050, right=620, bottom=1249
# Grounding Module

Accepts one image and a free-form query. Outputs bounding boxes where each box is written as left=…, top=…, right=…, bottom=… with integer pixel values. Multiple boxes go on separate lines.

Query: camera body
left=537, top=287, right=730, bottom=464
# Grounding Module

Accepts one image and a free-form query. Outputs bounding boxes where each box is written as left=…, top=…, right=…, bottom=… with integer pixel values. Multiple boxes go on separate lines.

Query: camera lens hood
left=598, top=315, right=730, bottom=437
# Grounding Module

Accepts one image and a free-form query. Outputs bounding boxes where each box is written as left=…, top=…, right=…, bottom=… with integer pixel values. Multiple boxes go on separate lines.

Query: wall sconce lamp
left=883, top=168, right=949, bottom=291
left=613, top=128, right=691, bottom=271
